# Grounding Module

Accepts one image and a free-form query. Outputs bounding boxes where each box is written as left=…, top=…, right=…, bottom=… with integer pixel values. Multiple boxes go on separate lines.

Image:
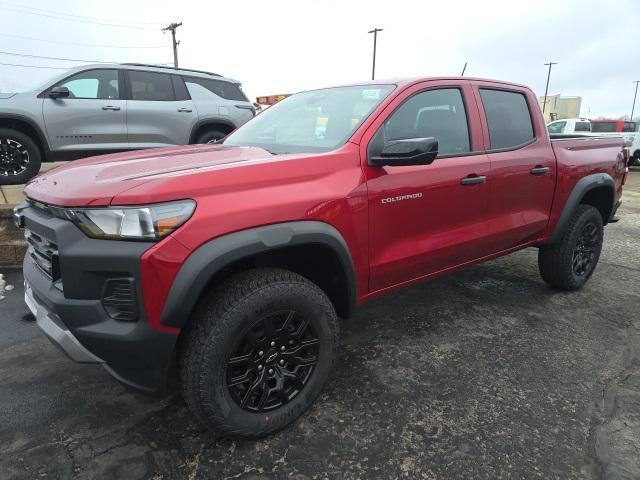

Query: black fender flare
left=161, top=221, right=356, bottom=328
left=550, top=172, right=615, bottom=243
left=188, top=118, right=237, bottom=143
left=0, top=113, right=50, bottom=153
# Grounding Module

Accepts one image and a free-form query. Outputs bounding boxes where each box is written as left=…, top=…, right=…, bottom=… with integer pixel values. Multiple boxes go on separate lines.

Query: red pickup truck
left=15, top=77, right=628, bottom=439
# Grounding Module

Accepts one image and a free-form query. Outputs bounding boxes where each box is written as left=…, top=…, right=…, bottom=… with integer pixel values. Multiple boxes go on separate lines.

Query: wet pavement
left=1, top=172, right=639, bottom=480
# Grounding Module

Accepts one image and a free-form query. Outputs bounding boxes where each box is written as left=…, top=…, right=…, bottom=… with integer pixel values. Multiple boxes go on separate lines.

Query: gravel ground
left=1, top=172, right=639, bottom=480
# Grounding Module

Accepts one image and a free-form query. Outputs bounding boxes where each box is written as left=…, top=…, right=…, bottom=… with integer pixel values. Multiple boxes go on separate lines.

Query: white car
left=547, top=118, right=639, bottom=165
left=547, top=118, right=592, bottom=134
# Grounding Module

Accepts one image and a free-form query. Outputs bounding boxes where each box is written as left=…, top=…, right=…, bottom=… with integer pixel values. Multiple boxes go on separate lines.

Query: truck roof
left=328, top=76, right=532, bottom=90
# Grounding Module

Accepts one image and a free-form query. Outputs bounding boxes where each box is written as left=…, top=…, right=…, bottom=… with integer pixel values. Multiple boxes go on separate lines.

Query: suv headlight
left=62, top=200, right=196, bottom=241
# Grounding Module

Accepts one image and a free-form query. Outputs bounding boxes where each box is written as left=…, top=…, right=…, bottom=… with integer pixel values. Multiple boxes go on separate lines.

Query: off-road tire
left=538, top=204, right=604, bottom=290
left=195, top=130, right=227, bottom=144
left=0, top=128, right=41, bottom=185
left=178, top=268, right=339, bottom=439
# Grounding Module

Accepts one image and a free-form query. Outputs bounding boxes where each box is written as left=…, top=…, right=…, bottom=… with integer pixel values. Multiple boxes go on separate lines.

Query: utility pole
left=368, top=28, right=383, bottom=80
left=162, top=22, right=182, bottom=68
left=542, top=61, right=557, bottom=115
left=631, top=80, right=639, bottom=120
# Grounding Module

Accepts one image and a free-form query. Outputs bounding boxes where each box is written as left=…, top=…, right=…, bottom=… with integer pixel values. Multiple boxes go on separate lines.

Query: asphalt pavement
left=1, top=172, right=639, bottom=480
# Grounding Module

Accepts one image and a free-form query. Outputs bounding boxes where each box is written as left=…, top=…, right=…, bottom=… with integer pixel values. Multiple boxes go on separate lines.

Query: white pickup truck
left=547, top=118, right=640, bottom=166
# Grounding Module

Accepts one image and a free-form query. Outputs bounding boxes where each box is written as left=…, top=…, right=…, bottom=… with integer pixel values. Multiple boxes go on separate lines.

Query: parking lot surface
left=1, top=172, right=639, bottom=480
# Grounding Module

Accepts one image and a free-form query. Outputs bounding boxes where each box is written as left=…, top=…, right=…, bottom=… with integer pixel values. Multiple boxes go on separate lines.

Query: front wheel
left=0, top=128, right=41, bottom=185
left=538, top=204, right=604, bottom=290
left=178, top=268, right=339, bottom=439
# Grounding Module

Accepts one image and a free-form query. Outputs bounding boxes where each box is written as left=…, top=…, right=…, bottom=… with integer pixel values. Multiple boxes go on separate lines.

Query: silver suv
left=0, top=63, right=255, bottom=184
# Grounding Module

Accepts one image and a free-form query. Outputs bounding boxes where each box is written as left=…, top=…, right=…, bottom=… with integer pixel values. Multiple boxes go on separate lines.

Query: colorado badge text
left=381, top=193, right=423, bottom=204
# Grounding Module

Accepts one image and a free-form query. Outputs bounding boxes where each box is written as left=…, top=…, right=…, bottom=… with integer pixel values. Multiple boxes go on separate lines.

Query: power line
left=0, top=50, right=170, bottom=65
left=0, top=33, right=167, bottom=49
left=0, top=1, right=163, bottom=25
left=0, top=61, right=66, bottom=70
left=1, top=4, right=158, bottom=29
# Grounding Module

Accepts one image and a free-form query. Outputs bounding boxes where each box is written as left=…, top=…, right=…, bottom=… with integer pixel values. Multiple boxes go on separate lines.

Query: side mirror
left=370, top=137, right=438, bottom=167
left=48, top=86, right=70, bottom=99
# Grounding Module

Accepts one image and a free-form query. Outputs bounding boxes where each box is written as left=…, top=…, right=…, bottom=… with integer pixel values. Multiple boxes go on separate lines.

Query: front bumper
left=25, top=282, right=103, bottom=364
left=19, top=200, right=179, bottom=392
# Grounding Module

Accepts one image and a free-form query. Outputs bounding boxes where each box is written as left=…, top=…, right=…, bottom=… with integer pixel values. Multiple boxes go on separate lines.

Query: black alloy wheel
left=226, top=310, right=320, bottom=412
left=572, top=222, right=599, bottom=277
left=0, top=138, right=30, bottom=177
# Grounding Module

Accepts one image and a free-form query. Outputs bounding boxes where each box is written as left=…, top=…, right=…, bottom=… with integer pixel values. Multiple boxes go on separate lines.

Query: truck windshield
left=224, top=85, right=395, bottom=154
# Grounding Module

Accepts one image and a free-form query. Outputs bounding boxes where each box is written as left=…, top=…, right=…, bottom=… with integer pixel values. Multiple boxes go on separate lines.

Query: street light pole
left=631, top=80, right=639, bottom=120
left=162, top=22, right=182, bottom=68
left=368, top=28, right=383, bottom=80
left=542, top=61, right=557, bottom=115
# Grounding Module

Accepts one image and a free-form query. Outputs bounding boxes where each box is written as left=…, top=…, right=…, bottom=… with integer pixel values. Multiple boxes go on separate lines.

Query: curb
left=0, top=204, right=26, bottom=267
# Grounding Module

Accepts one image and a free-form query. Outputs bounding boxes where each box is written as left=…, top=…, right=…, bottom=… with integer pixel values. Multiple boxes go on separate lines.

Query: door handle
left=177, top=107, right=193, bottom=113
left=460, top=175, right=486, bottom=186
left=530, top=166, right=550, bottom=175
left=102, top=105, right=121, bottom=111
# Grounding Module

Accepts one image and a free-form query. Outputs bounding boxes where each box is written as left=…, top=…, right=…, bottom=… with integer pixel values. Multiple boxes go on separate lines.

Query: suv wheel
left=0, top=128, right=41, bottom=185
left=196, top=130, right=227, bottom=144
left=538, top=204, right=604, bottom=290
left=178, top=268, right=339, bottom=439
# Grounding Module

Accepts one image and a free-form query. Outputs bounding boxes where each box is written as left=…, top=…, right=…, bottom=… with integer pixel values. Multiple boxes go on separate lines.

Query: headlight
left=63, top=200, right=196, bottom=240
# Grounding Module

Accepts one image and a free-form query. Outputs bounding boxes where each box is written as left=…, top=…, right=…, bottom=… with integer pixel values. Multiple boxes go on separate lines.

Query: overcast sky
left=0, top=0, right=638, bottom=118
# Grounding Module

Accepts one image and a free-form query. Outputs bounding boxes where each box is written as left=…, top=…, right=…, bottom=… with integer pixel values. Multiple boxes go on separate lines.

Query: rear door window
left=479, top=89, right=535, bottom=149
left=575, top=121, right=591, bottom=132
left=129, top=71, right=175, bottom=101
left=184, top=77, right=248, bottom=101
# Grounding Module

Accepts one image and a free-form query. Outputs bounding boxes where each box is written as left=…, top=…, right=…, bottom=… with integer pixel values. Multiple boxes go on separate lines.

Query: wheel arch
left=550, top=172, right=615, bottom=243
left=189, top=119, right=236, bottom=144
left=0, top=114, right=49, bottom=157
left=161, top=221, right=357, bottom=329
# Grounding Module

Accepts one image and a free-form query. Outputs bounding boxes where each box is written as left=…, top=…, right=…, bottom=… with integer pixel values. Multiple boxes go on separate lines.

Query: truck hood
left=24, top=144, right=276, bottom=206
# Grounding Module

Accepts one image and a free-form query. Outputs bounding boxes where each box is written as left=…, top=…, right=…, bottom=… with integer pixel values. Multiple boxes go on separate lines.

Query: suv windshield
left=224, top=85, right=395, bottom=154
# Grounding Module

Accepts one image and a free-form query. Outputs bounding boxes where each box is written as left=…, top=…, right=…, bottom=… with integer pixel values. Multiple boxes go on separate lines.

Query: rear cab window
left=479, top=88, right=535, bottom=150
left=575, top=121, right=591, bottom=132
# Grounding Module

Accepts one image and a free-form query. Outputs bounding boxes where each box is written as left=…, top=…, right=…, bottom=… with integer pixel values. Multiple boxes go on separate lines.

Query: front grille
left=26, top=229, right=60, bottom=280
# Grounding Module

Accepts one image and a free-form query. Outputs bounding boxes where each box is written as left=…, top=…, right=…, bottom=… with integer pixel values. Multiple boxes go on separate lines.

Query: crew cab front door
left=364, top=82, right=491, bottom=292
left=473, top=83, right=555, bottom=252
left=43, top=68, right=127, bottom=152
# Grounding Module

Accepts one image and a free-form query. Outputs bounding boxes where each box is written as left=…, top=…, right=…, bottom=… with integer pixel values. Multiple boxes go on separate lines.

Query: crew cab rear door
left=362, top=80, right=491, bottom=291
left=472, top=82, right=555, bottom=253
left=124, top=70, right=198, bottom=148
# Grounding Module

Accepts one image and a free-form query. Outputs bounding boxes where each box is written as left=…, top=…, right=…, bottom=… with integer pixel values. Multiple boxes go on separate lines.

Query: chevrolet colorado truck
left=15, top=77, right=628, bottom=439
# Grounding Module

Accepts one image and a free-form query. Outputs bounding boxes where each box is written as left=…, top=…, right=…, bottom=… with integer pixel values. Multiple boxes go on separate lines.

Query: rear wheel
left=538, top=204, right=604, bottom=290
left=195, top=130, right=227, bottom=144
left=0, top=128, right=41, bottom=185
left=178, top=268, right=339, bottom=439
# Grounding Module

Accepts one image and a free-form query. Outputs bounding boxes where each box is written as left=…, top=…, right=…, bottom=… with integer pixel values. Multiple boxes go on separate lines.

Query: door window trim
left=367, top=86, right=476, bottom=162
left=476, top=86, right=538, bottom=154
left=38, top=68, right=123, bottom=100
